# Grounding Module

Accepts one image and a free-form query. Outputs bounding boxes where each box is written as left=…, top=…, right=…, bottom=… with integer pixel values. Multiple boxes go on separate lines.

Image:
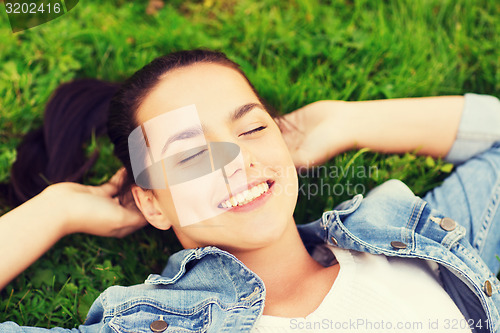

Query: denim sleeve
left=424, top=142, right=500, bottom=276
left=445, top=93, right=500, bottom=164
left=423, top=91, right=500, bottom=278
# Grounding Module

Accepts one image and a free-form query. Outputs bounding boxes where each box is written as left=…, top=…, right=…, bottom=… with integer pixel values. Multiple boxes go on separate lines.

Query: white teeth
left=243, top=191, right=252, bottom=201
left=255, top=185, right=262, bottom=195
left=220, top=181, right=270, bottom=208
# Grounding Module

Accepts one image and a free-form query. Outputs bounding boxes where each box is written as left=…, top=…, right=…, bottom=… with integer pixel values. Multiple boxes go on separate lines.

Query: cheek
left=165, top=171, right=228, bottom=227
left=157, top=166, right=238, bottom=227
left=258, top=141, right=299, bottom=200
left=260, top=135, right=296, bottom=177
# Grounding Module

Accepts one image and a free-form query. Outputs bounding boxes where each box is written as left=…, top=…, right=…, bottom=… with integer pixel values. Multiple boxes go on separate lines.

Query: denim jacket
left=2, top=94, right=500, bottom=333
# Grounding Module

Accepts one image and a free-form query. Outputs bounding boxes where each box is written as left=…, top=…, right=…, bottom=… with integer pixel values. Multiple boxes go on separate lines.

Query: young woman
left=0, top=50, right=499, bottom=332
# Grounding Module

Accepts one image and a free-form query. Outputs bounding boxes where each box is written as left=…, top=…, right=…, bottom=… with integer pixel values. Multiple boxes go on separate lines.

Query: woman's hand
left=46, top=168, right=148, bottom=238
left=281, top=101, right=351, bottom=168
left=0, top=168, right=147, bottom=290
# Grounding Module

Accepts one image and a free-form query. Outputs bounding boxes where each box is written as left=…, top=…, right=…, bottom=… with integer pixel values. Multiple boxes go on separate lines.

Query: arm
left=337, top=96, right=464, bottom=157
left=0, top=169, right=147, bottom=290
left=282, top=94, right=499, bottom=167
left=0, top=187, right=67, bottom=291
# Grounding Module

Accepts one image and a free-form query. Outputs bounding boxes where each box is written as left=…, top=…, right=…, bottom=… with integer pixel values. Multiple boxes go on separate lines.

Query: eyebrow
left=160, top=103, right=266, bottom=155
left=160, top=125, right=205, bottom=155
left=229, top=103, right=266, bottom=122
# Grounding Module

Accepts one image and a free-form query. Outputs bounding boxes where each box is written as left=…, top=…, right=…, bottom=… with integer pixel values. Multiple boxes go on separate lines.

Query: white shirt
left=251, top=245, right=471, bottom=332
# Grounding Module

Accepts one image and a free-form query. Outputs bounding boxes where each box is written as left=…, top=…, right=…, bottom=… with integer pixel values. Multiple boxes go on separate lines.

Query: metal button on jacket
left=440, top=217, right=457, bottom=231
left=150, top=320, right=168, bottom=332
left=484, top=280, right=493, bottom=297
left=330, top=236, right=338, bottom=246
left=390, top=241, right=407, bottom=249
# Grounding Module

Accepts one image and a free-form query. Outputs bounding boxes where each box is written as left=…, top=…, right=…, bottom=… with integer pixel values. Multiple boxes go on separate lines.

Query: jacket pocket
left=108, top=299, right=210, bottom=333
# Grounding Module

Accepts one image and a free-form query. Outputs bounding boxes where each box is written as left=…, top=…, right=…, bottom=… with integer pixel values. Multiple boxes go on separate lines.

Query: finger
left=100, top=168, right=127, bottom=196
left=108, top=167, right=127, bottom=187
left=280, top=113, right=302, bottom=134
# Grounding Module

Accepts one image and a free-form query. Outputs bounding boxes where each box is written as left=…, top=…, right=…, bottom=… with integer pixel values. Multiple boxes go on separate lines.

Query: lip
left=217, top=179, right=275, bottom=213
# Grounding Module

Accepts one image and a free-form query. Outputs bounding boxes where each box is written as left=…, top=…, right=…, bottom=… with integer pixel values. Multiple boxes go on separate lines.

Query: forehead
left=136, top=63, right=260, bottom=124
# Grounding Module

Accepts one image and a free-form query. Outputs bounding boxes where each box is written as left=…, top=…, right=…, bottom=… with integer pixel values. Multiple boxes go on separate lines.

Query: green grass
left=0, top=0, right=499, bottom=328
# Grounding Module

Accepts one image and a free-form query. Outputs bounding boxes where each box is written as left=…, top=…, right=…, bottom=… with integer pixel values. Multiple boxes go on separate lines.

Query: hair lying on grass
left=6, top=49, right=279, bottom=207
left=6, top=79, right=119, bottom=207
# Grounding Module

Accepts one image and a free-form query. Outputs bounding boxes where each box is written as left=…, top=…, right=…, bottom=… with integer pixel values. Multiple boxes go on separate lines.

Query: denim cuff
left=445, top=93, right=500, bottom=164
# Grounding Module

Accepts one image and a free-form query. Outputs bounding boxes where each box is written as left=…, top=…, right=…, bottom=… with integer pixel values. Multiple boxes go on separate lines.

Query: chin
left=241, top=214, right=293, bottom=247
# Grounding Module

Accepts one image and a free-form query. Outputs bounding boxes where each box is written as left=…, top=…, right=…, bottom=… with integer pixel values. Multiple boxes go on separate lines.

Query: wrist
left=39, top=184, right=74, bottom=237
left=321, top=100, right=356, bottom=153
left=336, top=101, right=368, bottom=151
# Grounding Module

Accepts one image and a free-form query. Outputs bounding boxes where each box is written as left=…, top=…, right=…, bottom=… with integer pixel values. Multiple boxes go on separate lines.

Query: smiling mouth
left=218, top=180, right=273, bottom=209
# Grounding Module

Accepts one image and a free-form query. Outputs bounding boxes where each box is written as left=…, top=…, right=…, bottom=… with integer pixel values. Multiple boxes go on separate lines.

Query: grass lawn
left=0, top=0, right=498, bottom=328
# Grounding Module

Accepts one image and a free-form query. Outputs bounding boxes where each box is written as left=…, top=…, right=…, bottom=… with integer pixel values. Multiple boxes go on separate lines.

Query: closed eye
left=179, top=149, right=208, bottom=164
left=239, top=126, right=267, bottom=137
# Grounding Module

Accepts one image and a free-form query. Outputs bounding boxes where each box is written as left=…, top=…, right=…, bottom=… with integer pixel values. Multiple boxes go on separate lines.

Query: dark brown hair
left=6, top=49, right=276, bottom=205
left=7, top=79, right=120, bottom=206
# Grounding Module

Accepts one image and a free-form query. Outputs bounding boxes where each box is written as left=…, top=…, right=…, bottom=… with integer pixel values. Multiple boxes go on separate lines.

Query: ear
left=131, top=186, right=172, bottom=230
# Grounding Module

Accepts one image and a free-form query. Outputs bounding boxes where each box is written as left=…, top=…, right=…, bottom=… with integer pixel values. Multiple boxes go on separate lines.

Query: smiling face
left=132, top=63, right=298, bottom=252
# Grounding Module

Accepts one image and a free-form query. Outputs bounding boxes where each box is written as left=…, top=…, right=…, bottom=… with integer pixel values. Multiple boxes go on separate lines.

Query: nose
left=218, top=142, right=255, bottom=179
